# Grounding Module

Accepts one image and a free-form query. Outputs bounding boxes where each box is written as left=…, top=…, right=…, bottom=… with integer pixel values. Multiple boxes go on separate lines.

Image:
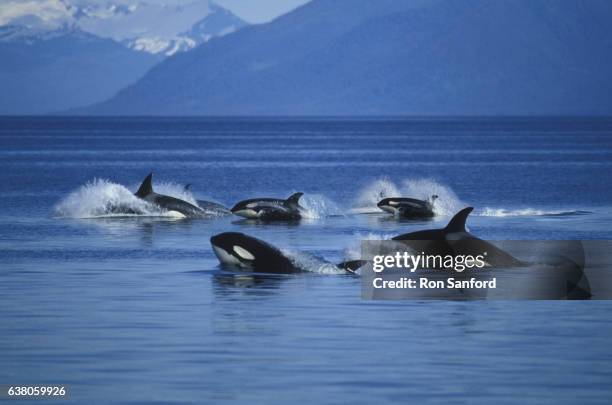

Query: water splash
left=300, top=193, right=344, bottom=219
left=351, top=178, right=401, bottom=213
left=281, top=249, right=347, bottom=274
left=479, top=208, right=592, bottom=217
left=352, top=177, right=465, bottom=216
left=54, top=179, right=160, bottom=218
left=401, top=178, right=466, bottom=216
left=343, top=231, right=394, bottom=261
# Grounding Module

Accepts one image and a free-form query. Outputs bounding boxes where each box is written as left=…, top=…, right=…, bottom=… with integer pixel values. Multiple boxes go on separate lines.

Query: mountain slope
left=88, top=0, right=612, bottom=115
left=0, top=25, right=159, bottom=114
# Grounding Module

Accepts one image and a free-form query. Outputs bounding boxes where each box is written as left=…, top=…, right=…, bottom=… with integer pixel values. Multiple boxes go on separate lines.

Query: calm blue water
left=1, top=117, right=612, bottom=404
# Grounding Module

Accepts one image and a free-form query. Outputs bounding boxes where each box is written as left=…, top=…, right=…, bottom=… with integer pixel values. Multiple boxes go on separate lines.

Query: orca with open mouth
left=210, top=232, right=366, bottom=274
left=231, top=192, right=304, bottom=221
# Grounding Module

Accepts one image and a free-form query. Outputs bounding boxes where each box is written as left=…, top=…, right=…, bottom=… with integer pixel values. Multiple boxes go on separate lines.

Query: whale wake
left=479, top=208, right=592, bottom=217
left=281, top=249, right=348, bottom=275
left=54, top=178, right=201, bottom=219
left=299, top=194, right=344, bottom=219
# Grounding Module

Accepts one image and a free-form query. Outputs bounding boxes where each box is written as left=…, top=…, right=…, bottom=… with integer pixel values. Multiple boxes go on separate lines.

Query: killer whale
left=231, top=192, right=304, bottom=221
left=378, top=195, right=438, bottom=218
left=210, top=232, right=366, bottom=274
left=391, top=207, right=590, bottom=298
left=134, top=173, right=210, bottom=218
left=392, top=207, right=523, bottom=267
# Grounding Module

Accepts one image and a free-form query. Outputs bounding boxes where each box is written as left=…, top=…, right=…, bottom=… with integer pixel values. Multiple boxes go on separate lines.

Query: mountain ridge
left=0, top=0, right=247, bottom=56
left=85, top=0, right=612, bottom=116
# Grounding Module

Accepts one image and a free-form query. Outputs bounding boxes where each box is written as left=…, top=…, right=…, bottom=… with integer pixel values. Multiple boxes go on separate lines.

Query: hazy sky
left=216, top=0, right=310, bottom=23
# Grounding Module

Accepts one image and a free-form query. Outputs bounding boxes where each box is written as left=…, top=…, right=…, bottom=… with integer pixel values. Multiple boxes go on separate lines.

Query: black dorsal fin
left=286, top=192, right=304, bottom=207
left=445, top=207, right=474, bottom=232
left=135, top=173, right=154, bottom=198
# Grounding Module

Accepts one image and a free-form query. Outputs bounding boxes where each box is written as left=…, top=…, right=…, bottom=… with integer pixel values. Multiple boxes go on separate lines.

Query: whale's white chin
left=212, top=245, right=242, bottom=266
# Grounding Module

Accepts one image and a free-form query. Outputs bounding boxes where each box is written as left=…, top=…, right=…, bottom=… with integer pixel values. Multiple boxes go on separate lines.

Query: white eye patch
left=389, top=201, right=399, bottom=206
left=233, top=245, right=255, bottom=260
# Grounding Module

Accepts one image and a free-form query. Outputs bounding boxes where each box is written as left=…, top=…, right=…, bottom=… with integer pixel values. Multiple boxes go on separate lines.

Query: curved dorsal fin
left=135, top=172, right=154, bottom=198
left=445, top=207, right=473, bottom=232
left=286, top=192, right=304, bottom=207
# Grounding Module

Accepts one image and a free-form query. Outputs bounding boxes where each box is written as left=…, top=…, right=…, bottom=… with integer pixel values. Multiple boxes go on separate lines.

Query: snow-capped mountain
left=0, top=0, right=247, bottom=55
left=122, top=2, right=246, bottom=55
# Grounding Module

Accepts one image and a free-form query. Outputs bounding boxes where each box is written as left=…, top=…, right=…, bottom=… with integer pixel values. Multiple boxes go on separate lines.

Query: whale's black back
left=134, top=172, right=206, bottom=218
left=391, top=207, right=523, bottom=267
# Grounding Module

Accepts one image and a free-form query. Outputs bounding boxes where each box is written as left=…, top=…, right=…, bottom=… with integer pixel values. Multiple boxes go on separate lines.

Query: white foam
left=54, top=178, right=195, bottom=219
left=400, top=178, right=466, bottom=216
left=299, top=193, right=344, bottom=219
left=479, top=208, right=589, bottom=217
left=352, top=177, right=466, bottom=216
left=54, top=179, right=155, bottom=218
left=343, top=231, right=395, bottom=262
left=281, top=249, right=347, bottom=275
left=352, top=178, right=401, bottom=213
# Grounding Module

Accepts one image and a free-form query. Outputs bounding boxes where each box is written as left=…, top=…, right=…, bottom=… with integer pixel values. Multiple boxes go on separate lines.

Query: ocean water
left=1, top=117, right=612, bottom=404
